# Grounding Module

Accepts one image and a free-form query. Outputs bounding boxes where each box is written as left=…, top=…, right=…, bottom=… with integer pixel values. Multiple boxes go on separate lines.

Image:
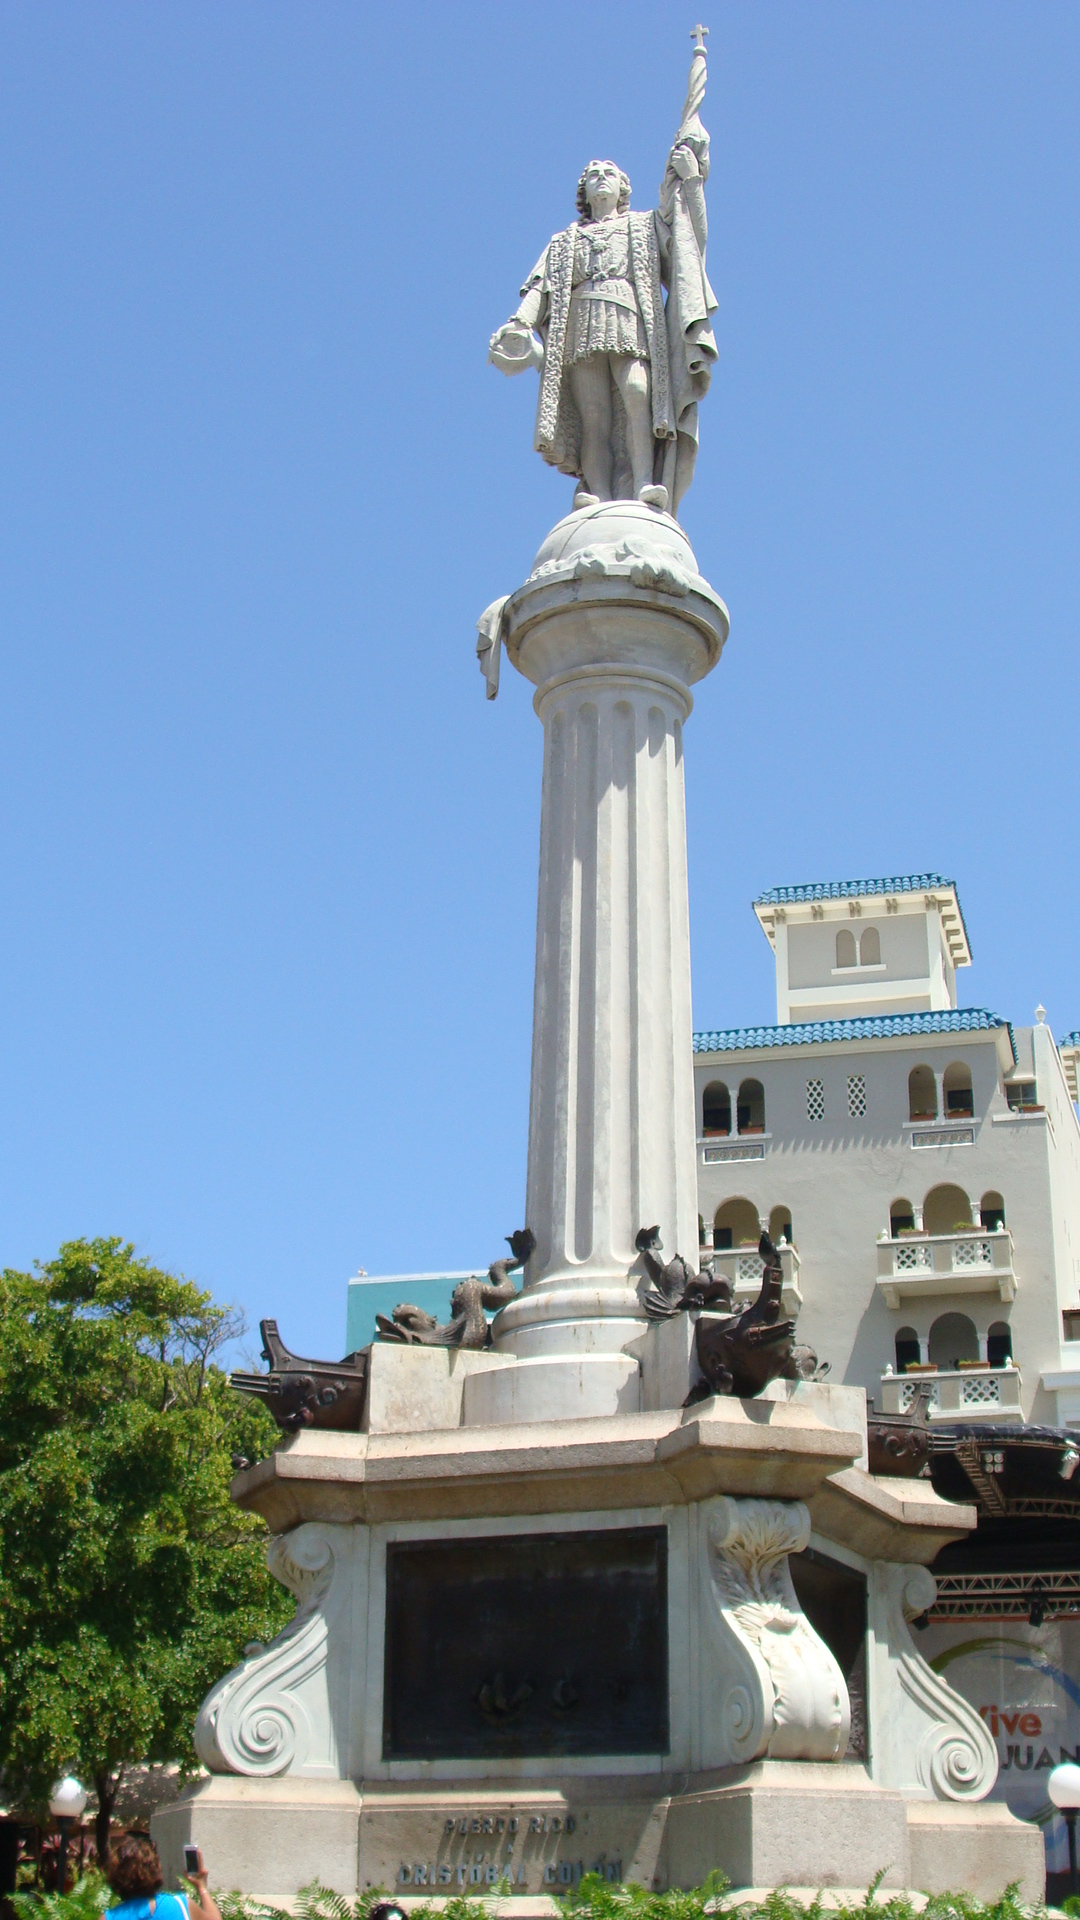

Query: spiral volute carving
left=723, top=1683, right=759, bottom=1758
left=224, top=1694, right=306, bottom=1775
left=926, top=1726, right=989, bottom=1800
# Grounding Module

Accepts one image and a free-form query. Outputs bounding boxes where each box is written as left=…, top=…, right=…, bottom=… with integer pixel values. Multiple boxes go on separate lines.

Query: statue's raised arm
left=488, top=28, right=718, bottom=520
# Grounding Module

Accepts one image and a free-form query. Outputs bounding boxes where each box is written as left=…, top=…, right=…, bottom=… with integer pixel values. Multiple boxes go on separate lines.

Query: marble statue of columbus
left=489, top=31, right=718, bottom=519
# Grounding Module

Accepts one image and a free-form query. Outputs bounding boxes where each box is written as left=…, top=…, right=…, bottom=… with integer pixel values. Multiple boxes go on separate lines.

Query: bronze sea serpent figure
left=375, top=1228, right=537, bottom=1350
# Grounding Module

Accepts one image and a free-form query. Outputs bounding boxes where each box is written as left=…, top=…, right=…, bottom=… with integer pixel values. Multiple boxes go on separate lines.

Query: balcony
left=700, top=1131, right=769, bottom=1165
left=876, top=1228, right=1016, bottom=1307
left=703, top=1242, right=802, bottom=1315
left=879, top=1365, right=1023, bottom=1424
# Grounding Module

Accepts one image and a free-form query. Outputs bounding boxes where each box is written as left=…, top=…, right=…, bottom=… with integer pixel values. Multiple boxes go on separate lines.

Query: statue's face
left=584, top=160, right=622, bottom=218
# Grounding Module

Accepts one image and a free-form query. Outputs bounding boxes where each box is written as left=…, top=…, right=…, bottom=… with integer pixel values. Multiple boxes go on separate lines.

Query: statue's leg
left=568, top=358, right=613, bottom=501
left=611, top=355, right=665, bottom=508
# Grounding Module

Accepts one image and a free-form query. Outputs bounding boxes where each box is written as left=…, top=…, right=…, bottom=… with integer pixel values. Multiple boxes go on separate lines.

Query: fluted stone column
left=464, top=502, right=727, bottom=1426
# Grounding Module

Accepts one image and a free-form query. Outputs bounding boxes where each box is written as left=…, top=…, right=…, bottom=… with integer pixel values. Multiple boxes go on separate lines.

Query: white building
left=693, top=874, right=1080, bottom=1429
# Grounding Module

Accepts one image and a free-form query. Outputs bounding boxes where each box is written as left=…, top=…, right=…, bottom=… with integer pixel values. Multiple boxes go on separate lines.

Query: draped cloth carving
left=195, top=1524, right=343, bottom=1778
left=701, top=1496, right=849, bottom=1766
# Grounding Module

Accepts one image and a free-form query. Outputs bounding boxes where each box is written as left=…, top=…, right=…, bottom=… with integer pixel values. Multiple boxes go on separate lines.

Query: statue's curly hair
left=576, top=160, right=632, bottom=222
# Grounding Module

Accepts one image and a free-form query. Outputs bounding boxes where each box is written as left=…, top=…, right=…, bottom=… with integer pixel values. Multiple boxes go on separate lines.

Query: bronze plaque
left=383, top=1526, right=669, bottom=1759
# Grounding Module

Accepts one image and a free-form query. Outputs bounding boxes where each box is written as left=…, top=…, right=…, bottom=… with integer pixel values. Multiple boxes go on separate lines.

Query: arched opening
left=929, top=1311, right=979, bottom=1369
left=908, top=1065, right=937, bottom=1122
left=987, top=1320, right=1013, bottom=1368
left=890, top=1198, right=916, bottom=1235
left=943, top=1059, right=974, bottom=1119
left=737, top=1078, right=765, bottom=1134
left=980, top=1190, right=1006, bottom=1231
left=895, top=1326, right=921, bottom=1372
left=860, top=926, right=881, bottom=966
left=923, top=1183, right=972, bottom=1236
left=714, top=1197, right=761, bottom=1251
left=768, top=1205, right=793, bottom=1245
left=836, top=928, right=857, bottom=969
left=702, top=1080, right=731, bottom=1136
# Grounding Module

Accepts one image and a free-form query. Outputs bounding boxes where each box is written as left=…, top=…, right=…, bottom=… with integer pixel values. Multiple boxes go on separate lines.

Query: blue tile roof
left=1061, top=1032, right=1080, bottom=1049
left=754, top=874, right=955, bottom=905
left=693, top=1007, right=1017, bottom=1062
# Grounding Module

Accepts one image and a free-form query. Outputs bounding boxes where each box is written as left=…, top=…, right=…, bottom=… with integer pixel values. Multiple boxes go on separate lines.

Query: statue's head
left=576, top=159, right=631, bottom=223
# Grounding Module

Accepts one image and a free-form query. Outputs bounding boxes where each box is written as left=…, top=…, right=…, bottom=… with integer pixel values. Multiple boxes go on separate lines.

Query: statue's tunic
left=565, top=216, right=649, bottom=364
left=520, top=209, right=673, bottom=483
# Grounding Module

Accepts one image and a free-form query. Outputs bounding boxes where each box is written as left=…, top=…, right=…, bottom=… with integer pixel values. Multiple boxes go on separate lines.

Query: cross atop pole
left=690, top=23, right=709, bottom=51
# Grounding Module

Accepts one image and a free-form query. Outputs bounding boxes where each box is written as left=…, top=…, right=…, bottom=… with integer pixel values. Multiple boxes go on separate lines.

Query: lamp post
left=47, top=1777, right=87, bottom=1894
left=1049, top=1763, right=1080, bottom=1899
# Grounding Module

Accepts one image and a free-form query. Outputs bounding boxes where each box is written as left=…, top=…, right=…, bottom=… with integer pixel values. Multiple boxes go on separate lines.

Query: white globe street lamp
left=47, top=1777, right=88, bottom=1893
left=1049, top=1763, right=1080, bottom=1897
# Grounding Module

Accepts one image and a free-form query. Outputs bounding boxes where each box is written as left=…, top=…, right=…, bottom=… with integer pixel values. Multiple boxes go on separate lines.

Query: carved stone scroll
left=195, top=1524, right=347, bottom=1778
left=868, top=1563, right=998, bottom=1801
left=699, top=1496, right=849, bottom=1766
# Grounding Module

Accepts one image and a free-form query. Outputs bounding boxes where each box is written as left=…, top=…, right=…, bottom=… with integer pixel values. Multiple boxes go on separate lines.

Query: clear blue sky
left=2, top=2, right=1078, bottom=1359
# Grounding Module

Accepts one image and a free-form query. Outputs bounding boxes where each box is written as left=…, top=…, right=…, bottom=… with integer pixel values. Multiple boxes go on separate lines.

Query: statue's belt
left=572, top=279, right=639, bottom=313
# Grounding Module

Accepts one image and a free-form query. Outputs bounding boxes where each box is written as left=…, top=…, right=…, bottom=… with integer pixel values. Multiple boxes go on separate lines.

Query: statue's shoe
left=573, top=486, right=601, bottom=511
left=638, top=483, right=669, bottom=511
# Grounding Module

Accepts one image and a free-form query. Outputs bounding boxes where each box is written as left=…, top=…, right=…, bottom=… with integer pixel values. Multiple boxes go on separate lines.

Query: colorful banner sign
left=919, top=1619, right=1080, bottom=1871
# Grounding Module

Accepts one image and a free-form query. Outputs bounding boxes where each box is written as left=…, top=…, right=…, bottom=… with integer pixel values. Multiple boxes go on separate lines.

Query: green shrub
left=179, top=1875, right=1047, bottom=1920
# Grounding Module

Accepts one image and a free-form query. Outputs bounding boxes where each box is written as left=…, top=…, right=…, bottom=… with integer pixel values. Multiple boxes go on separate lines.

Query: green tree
left=0, top=1238, right=291, bottom=1862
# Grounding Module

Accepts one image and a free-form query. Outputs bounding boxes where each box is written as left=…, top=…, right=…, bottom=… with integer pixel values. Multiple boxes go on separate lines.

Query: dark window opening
left=702, top=1083, right=731, bottom=1135
left=737, top=1079, right=765, bottom=1134
left=895, top=1330, right=921, bottom=1372
left=987, top=1324, right=1012, bottom=1369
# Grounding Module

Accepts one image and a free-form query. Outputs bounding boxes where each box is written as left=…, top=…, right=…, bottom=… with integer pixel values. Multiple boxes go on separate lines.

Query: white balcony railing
left=876, top=1228, right=1016, bottom=1307
left=701, top=1242, right=802, bottom=1315
left=879, top=1365, right=1023, bottom=1422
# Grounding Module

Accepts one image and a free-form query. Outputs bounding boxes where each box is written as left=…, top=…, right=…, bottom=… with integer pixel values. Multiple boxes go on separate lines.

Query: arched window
left=895, top=1327, right=921, bottom=1372
left=860, top=926, right=881, bottom=966
left=768, top=1205, right=793, bottom=1245
left=890, top=1198, right=916, bottom=1235
left=943, top=1060, right=974, bottom=1118
left=929, top=1311, right=979, bottom=1369
left=836, top=928, right=857, bottom=969
left=987, top=1320, right=1013, bottom=1367
left=980, top=1191, right=1006, bottom=1231
left=737, top=1078, right=765, bottom=1134
left=923, top=1184, right=973, bottom=1236
left=909, top=1065, right=937, bottom=1122
left=714, top=1197, right=761, bottom=1251
left=702, top=1080, right=731, bottom=1136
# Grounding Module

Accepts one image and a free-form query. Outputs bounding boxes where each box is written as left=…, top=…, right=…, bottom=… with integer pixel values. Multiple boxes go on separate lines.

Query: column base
left=151, top=1768, right=1045, bottom=1902
left=462, top=1353, right=641, bottom=1426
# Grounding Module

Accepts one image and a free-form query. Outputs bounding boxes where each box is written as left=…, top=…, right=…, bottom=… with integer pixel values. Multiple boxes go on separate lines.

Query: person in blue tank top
left=105, top=1832, right=222, bottom=1920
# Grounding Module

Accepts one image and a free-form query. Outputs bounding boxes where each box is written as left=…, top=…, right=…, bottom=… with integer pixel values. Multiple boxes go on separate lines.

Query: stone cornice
left=231, top=1406, right=972, bottom=1562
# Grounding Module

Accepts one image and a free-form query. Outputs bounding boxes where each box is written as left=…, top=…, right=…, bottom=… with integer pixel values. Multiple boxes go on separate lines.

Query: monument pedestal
left=155, top=1373, right=1042, bottom=1902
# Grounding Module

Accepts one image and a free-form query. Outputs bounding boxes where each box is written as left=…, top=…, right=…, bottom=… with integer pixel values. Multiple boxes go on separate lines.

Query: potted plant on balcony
left=904, top=1362, right=938, bottom=1373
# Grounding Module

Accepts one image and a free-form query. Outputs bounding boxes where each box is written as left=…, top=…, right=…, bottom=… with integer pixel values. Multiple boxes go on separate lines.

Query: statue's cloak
left=656, top=169, right=719, bottom=510
left=524, top=210, right=673, bottom=486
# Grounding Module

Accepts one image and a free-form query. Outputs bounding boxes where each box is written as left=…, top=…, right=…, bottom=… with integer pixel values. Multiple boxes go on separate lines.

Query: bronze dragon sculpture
left=636, top=1226, right=825, bottom=1401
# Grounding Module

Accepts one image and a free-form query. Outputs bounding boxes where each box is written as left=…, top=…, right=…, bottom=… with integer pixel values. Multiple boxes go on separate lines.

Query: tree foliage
left=0, top=1238, right=290, bottom=1856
